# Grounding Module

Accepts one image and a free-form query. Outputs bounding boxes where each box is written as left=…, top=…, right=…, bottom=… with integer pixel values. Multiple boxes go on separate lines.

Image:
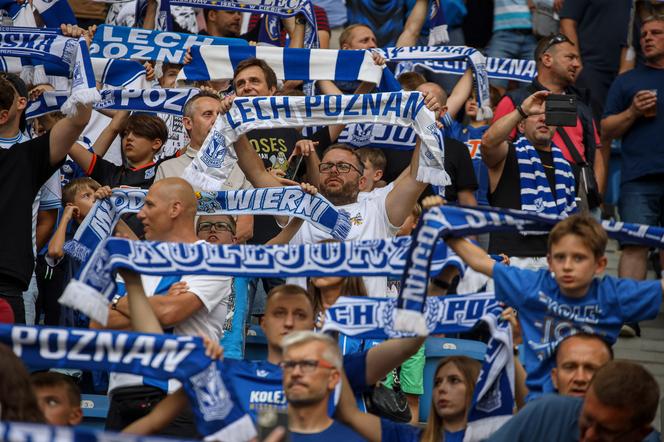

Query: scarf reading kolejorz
left=182, top=92, right=450, bottom=191
left=0, top=27, right=99, bottom=116
left=0, top=324, right=256, bottom=442
left=63, top=187, right=352, bottom=262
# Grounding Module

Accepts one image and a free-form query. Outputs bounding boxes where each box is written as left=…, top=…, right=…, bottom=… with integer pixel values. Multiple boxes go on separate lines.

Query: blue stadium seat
left=419, top=338, right=487, bottom=423
left=244, top=324, right=268, bottom=360
left=80, top=394, right=109, bottom=429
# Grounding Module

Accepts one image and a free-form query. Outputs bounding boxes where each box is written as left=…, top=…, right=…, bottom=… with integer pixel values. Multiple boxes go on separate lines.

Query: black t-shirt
left=248, top=128, right=332, bottom=245
left=87, top=154, right=175, bottom=238
left=488, top=143, right=555, bottom=257
left=381, top=137, right=478, bottom=203
left=0, top=133, right=62, bottom=291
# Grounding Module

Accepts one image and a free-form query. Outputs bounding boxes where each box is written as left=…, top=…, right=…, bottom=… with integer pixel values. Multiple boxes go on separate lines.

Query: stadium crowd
left=0, top=0, right=663, bottom=441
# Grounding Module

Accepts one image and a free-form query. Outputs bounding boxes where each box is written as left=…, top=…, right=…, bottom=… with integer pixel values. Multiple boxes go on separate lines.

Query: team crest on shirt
left=349, top=213, right=364, bottom=226
left=144, top=167, right=155, bottom=180
left=256, top=369, right=269, bottom=378
left=350, top=123, right=373, bottom=146
left=534, top=197, right=545, bottom=213
left=191, top=363, right=233, bottom=421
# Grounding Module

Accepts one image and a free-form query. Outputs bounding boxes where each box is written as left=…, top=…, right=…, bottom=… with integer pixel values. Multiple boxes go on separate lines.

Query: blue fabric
left=492, top=264, right=662, bottom=398
left=445, top=120, right=490, bottom=205
left=222, top=351, right=368, bottom=421
left=312, top=0, right=346, bottom=27
left=221, top=277, right=249, bottom=360
left=618, top=177, right=664, bottom=237
left=292, top=421, right=365, bottom=442
left=492, top=0, right=531, bottom=31
left=380, top=418, right=465, bottom=442
left=485, top=30, right=536, bottom=88
left=603, top=65, right=664, bottom=183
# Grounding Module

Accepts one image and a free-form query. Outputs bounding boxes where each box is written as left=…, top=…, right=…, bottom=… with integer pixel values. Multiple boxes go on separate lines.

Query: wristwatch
left=111, top=295, right=122, bottom=311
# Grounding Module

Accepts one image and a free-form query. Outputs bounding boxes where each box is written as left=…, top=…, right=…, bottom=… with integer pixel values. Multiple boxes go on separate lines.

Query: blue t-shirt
left=493, top=264, right=662, bottom=398
left=445, top=120, right=491, bottom=206
left=293, top=420, right=366, bottom=442
left=603, top=65, right=664, bottom=183
left=222, top=351, right=368, bottom=420
left=380, top=418, right=465, bottom=442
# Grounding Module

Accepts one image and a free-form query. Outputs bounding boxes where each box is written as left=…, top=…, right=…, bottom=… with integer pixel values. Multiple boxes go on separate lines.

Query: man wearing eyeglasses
left=492, top=33, right=604, bottom=213
left=280, top=331, right=365, bottom=441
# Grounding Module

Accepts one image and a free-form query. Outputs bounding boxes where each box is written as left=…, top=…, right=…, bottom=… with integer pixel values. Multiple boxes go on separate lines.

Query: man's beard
left=320, top=178, right=359, bottom=206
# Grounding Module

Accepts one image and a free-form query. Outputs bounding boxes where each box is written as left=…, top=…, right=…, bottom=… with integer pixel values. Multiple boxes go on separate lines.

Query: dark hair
left=554, top=333, right=614, bottom=364
left=183, top=90, right=221, bottom=119
left=233, top=58, right=278, bottom=91
left=534, top=33, right=574, bottom=64
left=62, top=177, right=101, bottom=205
left=122, top=113, right=169, bottom=144
left=0, top=77, right=16, bottom=113
left=321, top=144, right=365, bottom=174
left=0, top=344, right=45, bottom=423
left=266, top=284, right=316, bottom=311
left=398, top=72, right=427, bottom=91
left=356, top=147, right=387, bottom=172
left=30, top=372, right=81, bottom=407
left=548, top=214, right=607, bottom=258
left=421, top=356, right=481, bottom=442
left=589, top=361, right=659, bottom=429
left=0, top=72, right=28, bottom=98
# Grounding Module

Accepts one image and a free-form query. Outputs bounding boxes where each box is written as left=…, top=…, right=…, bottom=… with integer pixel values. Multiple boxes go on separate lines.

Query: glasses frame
left=279, top=359, right=336, bottom=373
left=197, top=221, right=235, bottom=235
left=318, top=161, right=363, bottom=175
left=541, top=34, right=572, bottom=56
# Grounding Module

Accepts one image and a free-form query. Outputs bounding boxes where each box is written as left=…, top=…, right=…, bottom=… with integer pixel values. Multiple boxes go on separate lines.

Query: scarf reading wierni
left=63, top=187, right=352, bottom=262
left=183, top=92, right=449, bottom=191
left=395, top=204, right=664, bottom=335
left=0, top=324, right=256, bottom=442
left=0, top=27, right=99, bottom=116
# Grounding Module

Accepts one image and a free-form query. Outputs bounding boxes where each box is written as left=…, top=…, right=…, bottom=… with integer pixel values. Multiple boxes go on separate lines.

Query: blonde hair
left=281, top=331, right=342, bottom=369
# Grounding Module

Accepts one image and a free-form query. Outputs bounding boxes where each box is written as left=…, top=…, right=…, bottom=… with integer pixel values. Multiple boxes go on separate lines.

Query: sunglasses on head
left=541, top=34, right=572, bottom=55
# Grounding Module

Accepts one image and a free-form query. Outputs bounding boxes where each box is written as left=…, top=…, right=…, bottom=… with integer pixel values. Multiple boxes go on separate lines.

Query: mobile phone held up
left=258, top=408, right=291, bottom=442
left=545, top=94, right=577, bottom=127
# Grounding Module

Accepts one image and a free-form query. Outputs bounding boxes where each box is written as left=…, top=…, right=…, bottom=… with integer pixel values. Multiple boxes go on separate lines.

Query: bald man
left=98, top=178, right=233, bottom=436
left=551, top=333, right=613, bottom=398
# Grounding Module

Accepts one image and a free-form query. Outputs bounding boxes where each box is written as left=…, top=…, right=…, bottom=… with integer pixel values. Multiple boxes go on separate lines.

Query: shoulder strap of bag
left=555, top=127, right=587, bottom=166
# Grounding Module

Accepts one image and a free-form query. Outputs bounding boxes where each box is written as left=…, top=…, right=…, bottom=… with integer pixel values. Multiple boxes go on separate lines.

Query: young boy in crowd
left=30, top=372, right=83, bottom=426
left=445, top=212, right=664, bottom=400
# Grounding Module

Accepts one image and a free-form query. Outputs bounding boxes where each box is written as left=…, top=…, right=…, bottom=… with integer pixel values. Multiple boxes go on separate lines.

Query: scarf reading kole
left=177, top=45, right=384, bottom=85
left=197, top=187, right=351, bottom=240
left=90, top=25, right=248, bottom=63
left=0, top=324, right=257, bottom=442
left=26, top=88, right=200, bottom=120
left=0, top=27, right=99, bottom=116
left=514, top=136, right=577, bottom=218
left=321, top=292, right=500, bottom=339
left=183, top=92, right=448, bottom=191
left=375, top=46, right=491, bottom=120
left=60, top=235, right=457, bottom=325
left=166, top=0, right=319, bottom=49
left=396, top=56, right=537, bottom=84
left=0, top=422, right=198, bottom=442
left=464, top=309, right=515, bottom=442
left=428, top=0, right=449, bottom=45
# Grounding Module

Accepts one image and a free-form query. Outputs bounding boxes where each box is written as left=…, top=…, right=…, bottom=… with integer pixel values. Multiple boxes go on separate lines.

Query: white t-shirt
left=357, top=182, right=394, bottom=202
left=289, top=190, right=399, bottom=297
left=109, top=271, right=232, bottom=393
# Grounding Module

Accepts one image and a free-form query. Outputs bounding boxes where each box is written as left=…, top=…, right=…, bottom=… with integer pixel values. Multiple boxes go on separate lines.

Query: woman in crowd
left=0, top=343, right=45, bottom=423
left=337, top=355, right=482, bottom=442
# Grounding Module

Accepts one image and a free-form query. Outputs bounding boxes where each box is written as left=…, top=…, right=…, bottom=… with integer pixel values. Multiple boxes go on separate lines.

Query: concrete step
left=614, top=337, right=664, bottom=352
left=613, top=348, right=664, bottom=364
left=641, top=326, right=664, bottom=341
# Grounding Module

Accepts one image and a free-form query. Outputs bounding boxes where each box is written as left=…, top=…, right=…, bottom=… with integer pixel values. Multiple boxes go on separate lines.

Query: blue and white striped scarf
left=0, top=27, right=99, bottom=116
left=166, top=0, right=319, bottom=48
left=375, top=46, right=492, bottom=120
left=0, top=0, right=76, bottom=28
left=396, top=56, right=537, bottom=84
left=90, top=25, right=248, bottom=64
left=26, top=88, right=199, bottom=120
left=514, top=137, right=577, bottom=217
left=0, top=422, right=197, bottom=442
left=184, top=92, right=448, bottom=191
left=0, top=324, right=256, bottom=442
left=464, top=309, right=515, bottom=442
left=176, top=45, right=384, bottom=85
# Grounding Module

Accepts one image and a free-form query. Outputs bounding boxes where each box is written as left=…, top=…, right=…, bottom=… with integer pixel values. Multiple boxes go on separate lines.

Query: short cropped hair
left=589, top=361, right=659, bottom=428
left=30, top=372, right=81, bottom=406
left=534, top=33, right=575, bottom=64
left=356, top=147, right=387, bottom=172
left=554, top=332, right=614, bottom=364
left=123, top=114, right=169, bottom=144
left=548, top=214, right=608, bottom=258
left=183, top=90, right=221, bottom=119
left=233, top=58, right=278, bottom=91
left=398, top=72, right=427, bottom=91
left=62, top=178, right=101, bottom=205
left=281, top=331, right=342, bottom=369
left=0, top=77, right=16, bottom=112
left=322, top=144, right=365, bottom=174
left=339, top=24, right=372, bottom=48
left=266, top=284, right=315, bottom=309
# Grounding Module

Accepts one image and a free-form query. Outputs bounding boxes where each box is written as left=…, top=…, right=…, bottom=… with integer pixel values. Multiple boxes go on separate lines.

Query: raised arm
left=123, top=389, right=188, bottom=435
left=335, top=370, right=381, bottom=442
left=118, top=269, right=163, bottom=334
left=385, top=139, right=428, bottom=226
left=601, top=91, right=656, bottom=139
left=365, top=337, right=425, bottom=385
left=234, top=134, right=286, bottom=188
left=395, top=0, right=428, bottom=47
left=48, top=104, right=92, bottom=167
left=445, top=68, right=474, bottom=120
left=446, top=237, right=496, bottom=277
left=90, top=111, right=129, bottom=157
